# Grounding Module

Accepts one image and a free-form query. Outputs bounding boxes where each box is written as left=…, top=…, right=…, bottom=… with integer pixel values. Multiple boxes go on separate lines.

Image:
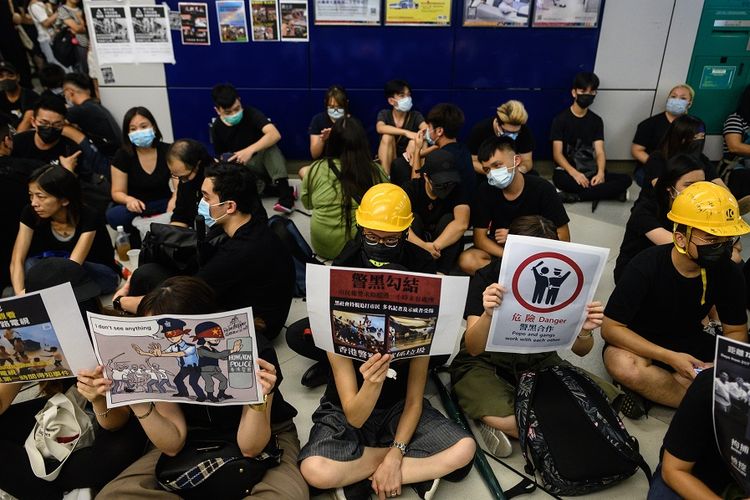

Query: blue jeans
left=105, top=198, right=170, bottom=233
left=25, top=257, right=120, bottom=295
left=647, top=464, right=681, bottom=500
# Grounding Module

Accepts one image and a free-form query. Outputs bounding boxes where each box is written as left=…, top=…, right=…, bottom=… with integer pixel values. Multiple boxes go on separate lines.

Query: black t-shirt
left=66, top=99, right=122, bottom=156
left=441, top=142, right=477, bottom=199
left=171, top=167, right=205, bottom=226
left=212, top=107, right=272, bottom=155
left=662, top=369, right=735, bottom=495
left=0, top=88, right=39, bottom=128
left=181, top=335, right=297, bottom=430
left=111, top=142, right=172, bottom=203
left=471, top=174, right=570, bottom=231
left=196, top=216, right=295, bottom=339
left=20, top=204, right=116, bottom=270
left=308, top=112, right=333, bottom=135
left=334, top=236, right=437, bottom=275
left=632, top=112, right=671, bottom=160
left=467, top=117, right=535, bottom=156
left=613, top=191, right=666, bottom=282
left=10, top=130, right=80, bottom=164
left=403, top=177, right=468, bottom=233
left=465, top=258, right=501, bottom=318
left=376, top=108, right=424, bottom=156
left=549, top=108, right=604, bottom=167
left=605, top=245, right=747, bottom=359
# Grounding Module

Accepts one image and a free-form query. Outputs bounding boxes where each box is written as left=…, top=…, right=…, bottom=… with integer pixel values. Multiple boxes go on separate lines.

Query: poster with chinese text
left=130, top=5, right=175, bottom=63
left=179, top=2, right=211, bottom=45
left=314, top=0, right=380, bottom=26
left=250, top=0, right=280, bottom=41
left=307, top=265, right=468, bottom=361
left=463, top=0, right=530, bottom=27
left=531, top=0, right=600, bottom=27
left=385, top=0, right=450, bottom=26
left=216, top=0, right=250, bottom=42
left=280, top=0, right=309, bottom=41
left=86, top=4, right=133, bottom=64
left=486, top=235, right=608, bottom=353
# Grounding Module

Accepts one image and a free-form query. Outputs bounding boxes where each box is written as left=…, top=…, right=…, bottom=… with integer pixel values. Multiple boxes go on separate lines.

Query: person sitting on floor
left=166, top=138, right=214, bottom=228
left=309, top=84, right=350, bottom=160
left=375, top=79, right=427, bottom=176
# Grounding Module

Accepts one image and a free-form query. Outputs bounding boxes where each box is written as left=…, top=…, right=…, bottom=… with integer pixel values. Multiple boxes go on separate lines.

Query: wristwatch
left=391, top=441, right=407, bottom=456
left=250, top=394, right=268, bottom=412
left=112, top=296, right=124, bottom=312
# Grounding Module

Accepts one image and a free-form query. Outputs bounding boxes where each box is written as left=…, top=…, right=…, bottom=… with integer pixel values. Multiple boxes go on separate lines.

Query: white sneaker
left=412, top=478, right=440, bottom=499
left=478, top=422, right=512, bottom=458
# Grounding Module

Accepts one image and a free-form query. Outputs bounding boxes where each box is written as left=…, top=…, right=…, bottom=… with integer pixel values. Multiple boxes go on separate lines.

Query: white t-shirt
left=29, top=2, right=52, bottom=43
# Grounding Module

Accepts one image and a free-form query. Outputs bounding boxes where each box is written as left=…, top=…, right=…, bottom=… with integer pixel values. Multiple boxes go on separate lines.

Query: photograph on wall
left=179, top=2, right=210, bottom=45
left=463, top=0, right=529, bottom=27
left=88, top=308, right=263, bottom=408
left=86, top=4, right=133, bottom=64
left=130, top=5, right=175, bottom=63
left=384, top=0, right=451, bottom=26
left=168, top=10, right=181, bottom=30
left=531, top=0, right=600, bottom=28
left=714, top=336, right=750, bottom=496
left=280, top=0, right=309, bottom=41
left=0, top=284, right=97, bottom=384
left=486, top=235, right=608, bottom=354
left=250, top=0, right=280, bottom=41
left=216, top=0, right=250, bottom=42
left=314, top=0, right=380, bottom=26
left=307, top=265, right=469, bottom=361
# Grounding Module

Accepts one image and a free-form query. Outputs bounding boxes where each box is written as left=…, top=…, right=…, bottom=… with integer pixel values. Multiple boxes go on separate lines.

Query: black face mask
left=695, top=241, right=733, bottom=268
left=688, top=139, right=705, bottom=156
left=0, top=79, right=18, bottom=92
left=361, top=234, right=404, bottom=267
left=576, top=94, right=595, bottom=108
left=37, top=126, right=63, bottom=144
left=431, top=182, right=456, bottom=200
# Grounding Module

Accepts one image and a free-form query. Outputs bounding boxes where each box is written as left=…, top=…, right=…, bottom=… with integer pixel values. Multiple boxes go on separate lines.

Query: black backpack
left=267, top=215, right=321, bottom=297
left=52, top=22, right=78, bottom=67
left=515, top=365, right=651, bottom=496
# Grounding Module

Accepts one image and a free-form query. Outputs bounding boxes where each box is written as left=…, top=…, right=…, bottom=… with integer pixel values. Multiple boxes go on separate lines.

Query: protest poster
left=280, top=0, right=309, bottom=41
left=86, top=4, right=133, bottom=64
left=168, top=10, right=181, bottom=30
left=130, top=5, right=175, bottom=63
left=314, top=0, right=380, bottom=26
left=307, top=265, right=469, bottom=362
left=0, top=284, right=97, bottom=384
left=714, top=336, right=750, bottom=495
left=179, top=2, right=210, bottom=45
left=216, top=0, right=250, bottom=42
left=384, top=0, right=450, bottom=26
left=485, top=235, right=608, bottom=354
left=463, top=0, right=530, bottom=27
left=250, top=0, right=280, bottom=41
left=88, top=308, right=262, bottom=408
left=531, top=0, right=600, bottom=27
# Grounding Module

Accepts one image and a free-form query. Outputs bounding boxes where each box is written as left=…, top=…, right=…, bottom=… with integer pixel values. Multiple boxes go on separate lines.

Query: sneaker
left=478, top=422, right=512, bottom=458
left=331, top=480, right=372, bottom=500
left=613, top=388, right=649, bottom=420
left=617, top=190, right=630, bottom=202
left=273, top=202, right=293, bottom=214
left=558, top=191, right=580, bottom=204
left=411, top=478, right=440, bottom=499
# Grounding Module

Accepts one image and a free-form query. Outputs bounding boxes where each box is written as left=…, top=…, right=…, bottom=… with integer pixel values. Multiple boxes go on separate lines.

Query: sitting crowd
left=1, top=64, right=750, bottom=500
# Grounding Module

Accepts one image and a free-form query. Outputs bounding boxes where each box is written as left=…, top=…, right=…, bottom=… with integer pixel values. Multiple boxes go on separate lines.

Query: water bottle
left=115, top=226, right=131, bottom=261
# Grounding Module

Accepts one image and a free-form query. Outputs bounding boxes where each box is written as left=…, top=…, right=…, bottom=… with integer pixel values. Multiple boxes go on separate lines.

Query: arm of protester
left=329, top=351, right=390, bottom=428
left=76, top=366, right=130, bottom=430
left=474, top=226, right=504, bottom=257
left=631, top=143, right=649, bottom=165
left=111, top=166, right=145, bottom=212
left=591, top=140, right=606, bottom=186
left=464, top=283, right=505, bottom=356
left=644, top=227, right=673, bottom=245
left=556, top=223, right=571, bottom=242
left=131, top=401, right=187, bottom=456
left=237, top=358, right=276, bottom=457
left=407, top=229, right=438, bottom=259
left=16, top=110, right=33, bottom=133
left=570, top=301, right=602, bottom=357
left=231, top=123, right=281, bottom=164
left=10, top=222, right=33, bottom=295
left=725, top=132, right=750, bottom=157
left=376, top=121, right=417, bottom=140
left=660, top=451, right=721, bottom=500
left=310, top=130, right=328, bottom=160
left=433, top=204, right=470, bottom=250
left=721, top=323, right=748, bottom=343
left=553, top=140, right=589, bottom=188
left=0, top=383, right=22, bottom=415
left=69, top=230, right=95, bottom=265
left=113, top=282, right=144, bottom=314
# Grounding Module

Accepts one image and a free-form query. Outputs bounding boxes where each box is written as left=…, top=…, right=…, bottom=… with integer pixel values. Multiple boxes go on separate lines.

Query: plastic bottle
left=115, top=226, right=131, bottom=262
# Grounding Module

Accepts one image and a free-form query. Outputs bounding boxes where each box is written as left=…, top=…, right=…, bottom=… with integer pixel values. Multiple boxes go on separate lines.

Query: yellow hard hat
left=667, top=181, right=750, bottom=237
left=355, top=183, right=414, bottom=232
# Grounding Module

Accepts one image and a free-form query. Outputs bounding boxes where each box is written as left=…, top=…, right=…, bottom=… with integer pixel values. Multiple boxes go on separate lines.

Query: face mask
left=395, top=96, right=412, bottom=112
left=431, top=182, right=455, bottom=200
left=487, top=166, right=515, bottom=189
left=128, top=128, right=155, bottom=148
left=37, top=126, right=63, bottom=144
left=425, top=128, right=435, bottom=146
left=665, top=97, right=689, bottom=116
left=576, top=93, right=595, bottom=108
left=197, top=198, right=227, bottom=227
left=695, top=241, right=733, bottom=268
left=0, top=79, right=18, bottom=92
left=688, top=139, right=705, bottom=156
left=221, top=109, right=244, bottom=126
left=327, top=108, right=345, bottom=120
left=360, top=233, right=404, bottom=267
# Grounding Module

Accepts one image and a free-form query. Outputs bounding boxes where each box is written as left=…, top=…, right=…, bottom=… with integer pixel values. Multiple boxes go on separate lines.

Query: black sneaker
left=558, top=191, right=580, bottom=203
left=411, top=479, right=440, bottom=499
left=331, top=479, right=372, bottom=500
left=613, top=388, right=649, bottom=420
left=301, top=361, right=328, bottom=388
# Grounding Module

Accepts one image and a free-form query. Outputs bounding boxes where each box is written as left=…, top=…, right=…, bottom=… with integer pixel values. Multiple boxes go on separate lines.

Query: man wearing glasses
left=603, top=182, right=750, bottom=414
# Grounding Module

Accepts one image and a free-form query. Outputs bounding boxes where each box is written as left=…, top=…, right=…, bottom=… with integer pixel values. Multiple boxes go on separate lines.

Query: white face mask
left=395, top=96, right=412, bottom=112
left=487, top=166, right=515, bottom=189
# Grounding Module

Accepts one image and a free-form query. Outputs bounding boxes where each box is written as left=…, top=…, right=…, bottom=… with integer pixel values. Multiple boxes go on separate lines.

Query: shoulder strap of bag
left=327, top=158, right=363, bottom=205
left=515, top=369, right=539, bottom=477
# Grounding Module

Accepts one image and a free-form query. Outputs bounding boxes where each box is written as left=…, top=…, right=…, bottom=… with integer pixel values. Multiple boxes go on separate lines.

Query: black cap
left=0, top=61, right=18, bottom=75
left=417, top=149, right=461, bottom=185
left=25, top=258, right=102, bottom=303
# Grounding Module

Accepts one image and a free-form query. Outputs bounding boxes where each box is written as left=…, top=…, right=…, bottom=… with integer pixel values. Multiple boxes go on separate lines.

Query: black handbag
left=52, top=20, right=78, bottom=67
left=140, top=222, right=198, bottom=273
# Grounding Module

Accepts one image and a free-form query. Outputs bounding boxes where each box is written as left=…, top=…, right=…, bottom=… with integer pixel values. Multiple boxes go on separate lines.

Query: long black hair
left=29, top=164, right=82, bottom=225
left=659, top=115, right=704, bottom=160
left=654, top=153, right=705, bottom=220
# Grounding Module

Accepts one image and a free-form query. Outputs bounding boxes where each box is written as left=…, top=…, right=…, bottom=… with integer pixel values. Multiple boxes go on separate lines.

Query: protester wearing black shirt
left=459, top=136, right=570, bottom=275
left=603, top=182, right=749, bottom=410
left=0, top=61, right=38, bottom=132
left=467, top=100, right=536, bottom=175
left=166, top=138, right=211, bottom=227
left=63, top=73, right=121, bottom=158
left=309, top=85, right=349, bottom=160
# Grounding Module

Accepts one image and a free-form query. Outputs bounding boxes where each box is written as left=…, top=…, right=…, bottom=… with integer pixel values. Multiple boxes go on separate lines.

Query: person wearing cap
left=404, top=149, right=470, bottom=274
left=603, top=181, right=750, bottom=413
left=194, top=321, right=242, bottom=402
left=459, top=135, right=571, bottom=275
left=0, top=60, right=39, bottom=132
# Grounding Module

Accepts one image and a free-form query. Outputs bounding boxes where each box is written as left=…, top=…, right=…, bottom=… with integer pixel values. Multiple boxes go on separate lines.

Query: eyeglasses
left=362, top=231, right=402, bottom=247
left=691, top=234, right=739, bottom=250
left=171, top=167, right=196, bottom=183
left=36, top=121, right=64, bottom=129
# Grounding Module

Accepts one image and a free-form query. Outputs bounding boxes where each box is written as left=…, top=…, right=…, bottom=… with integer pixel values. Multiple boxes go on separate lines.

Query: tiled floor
left=263, top=178, right=746, bottom=500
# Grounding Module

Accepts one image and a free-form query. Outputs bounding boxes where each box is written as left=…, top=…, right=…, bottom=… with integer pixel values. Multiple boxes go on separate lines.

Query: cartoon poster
left=88, top=308, right=263, bottom=407
left=463, top=0, right=530, bottom=27
left=129, top=5, right=175, bottom=63
left=307, top=265, right=469, bottom=361
left=0, top=284, right=97, bottom=384
left=250, top=0, right=280, bottom=41
left=86, top=5, right=133, bottom=64
left=216, top=0, right=250, bottom=42
left=485, top=235, right=608, bottom=353
left=314, top=0, right=381, bottom=26
left=385, top=0, right=451, bottom=26
left=179, top=2, right=210, bottom=45
left=280, top=0, right=309, bottom=41
left=531, top=0, right=600, bottom=28
left=714, top=336, right=750, bottom=495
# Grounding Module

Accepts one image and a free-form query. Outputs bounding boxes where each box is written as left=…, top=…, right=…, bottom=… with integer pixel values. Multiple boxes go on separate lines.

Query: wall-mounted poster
left=532, top=0, right=600, bottom=28
left=130, top=5, right=175, bottom=63
left=216, top=0, right=250, bottom=42
left=280, top=0, right=309, bottom=41
left=179, top=2, right=210, bottom=45
left=463, top=0, right=530, bottom=27
left=250, top=0, right=280, bottom=41
left=385, top=0, right=451, bottom=26
left=87, top=5, right=132, bottom=64
left=314, top=0, right=381, bottom=26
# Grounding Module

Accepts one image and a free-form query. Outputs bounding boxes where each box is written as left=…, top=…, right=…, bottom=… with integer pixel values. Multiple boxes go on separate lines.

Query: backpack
left=515, top=365, right=651, bottom=496
left=267, top=215, right=321, bottom=297
left=52, top=20, right=78, bottom=67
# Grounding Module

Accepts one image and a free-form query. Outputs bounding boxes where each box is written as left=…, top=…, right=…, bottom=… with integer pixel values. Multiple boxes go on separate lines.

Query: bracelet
left=93, top=407, right=110, bottom=417
left=250, top=394, right=268, bottom=412
left=391, top=441, right=407, bottom=456
left=135, top=402, right=155, bottom=420
left=578, top=330, right=593, bottom=339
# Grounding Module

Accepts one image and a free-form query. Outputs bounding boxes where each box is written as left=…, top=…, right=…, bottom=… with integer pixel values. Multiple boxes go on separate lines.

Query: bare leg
left=378, top=134, right=396, bottom=175
left=481, top=415, right=518, bottom=439
left=458, top=248, right=492, bottom=276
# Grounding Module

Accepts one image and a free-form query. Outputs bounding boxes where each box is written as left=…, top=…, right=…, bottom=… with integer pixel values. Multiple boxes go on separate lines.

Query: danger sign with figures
left=513, top=252, right=584, bottom=314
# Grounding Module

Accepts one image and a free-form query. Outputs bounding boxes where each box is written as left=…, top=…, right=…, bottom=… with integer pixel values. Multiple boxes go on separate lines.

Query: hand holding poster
left=88, top=308, right=263, bottom=408
left=485, top=235, right=608, bottom=353
left=0, top=283, right=97, bottom=384
left=307, top=265, right=469, bottom=361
